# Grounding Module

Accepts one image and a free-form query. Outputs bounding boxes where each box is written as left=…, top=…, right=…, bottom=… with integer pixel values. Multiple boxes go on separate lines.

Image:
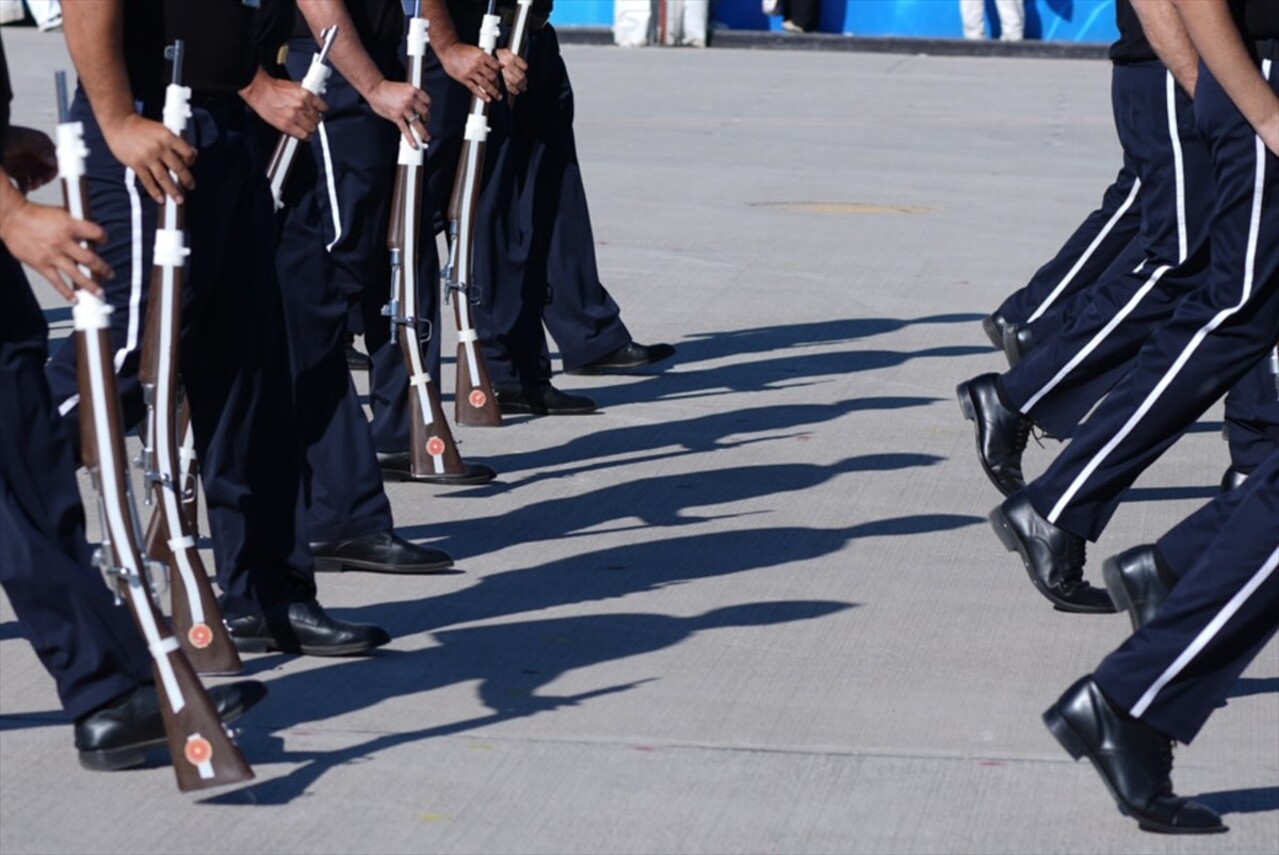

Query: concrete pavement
left=1, top=26, right=1275, bottom=855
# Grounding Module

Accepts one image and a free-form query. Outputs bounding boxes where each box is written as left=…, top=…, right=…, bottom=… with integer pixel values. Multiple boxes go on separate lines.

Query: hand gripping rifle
left=506, top=0, right=534, bottom=102
left=441, top=1, right=503, bottom=427
left=56, top=71, right=254, bottom=792
left=138, top=42, right=242, bottom=676
left=266, top=24, right=338, bottom=211
left=383, top=6, right=492, bottom=482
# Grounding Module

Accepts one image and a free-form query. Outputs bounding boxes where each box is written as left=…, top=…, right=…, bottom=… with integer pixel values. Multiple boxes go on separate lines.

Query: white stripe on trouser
left=1130, top=545, right=1279, bottom=718
left=1165, top=71, right=1188, bottom=263
left=1047, top=62, right=1273, bottom=525
left=318, top=123, right=343, bottom=252
left=1023, top=76, right=1189, bottom=415
left=1027, top=177, right=1142, bottom=323
left=58, top=167, right=144, bottom=417
left=1022, top=263, right=1172, bottom=414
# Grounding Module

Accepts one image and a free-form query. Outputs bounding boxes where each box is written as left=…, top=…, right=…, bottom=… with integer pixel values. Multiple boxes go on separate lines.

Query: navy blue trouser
left=0, top=246, right=151, bottom=720
left=1222, top=353, right=1279, bottom=473
left=995, top=66, right=1143, bottom=328
left=1026, top=53, right=1279, bottom=541
left=44, top=89, right=316, bottom=619
left=283, top=40, right=443, bottom=454
left=1094, top=447, right=1278, bottom=743
left=275, top=42, right=396, bottom=536
left=423, top=19, right=630, bottom=387
left=1000, top=62, right=1215, bottom=440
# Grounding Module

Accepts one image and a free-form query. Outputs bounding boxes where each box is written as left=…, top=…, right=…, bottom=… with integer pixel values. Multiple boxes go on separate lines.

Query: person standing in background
left=961, top=0, right=1024, bottom=41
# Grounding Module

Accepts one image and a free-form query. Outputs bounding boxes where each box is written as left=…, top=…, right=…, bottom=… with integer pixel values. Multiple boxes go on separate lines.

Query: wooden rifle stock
left=442, top=11, right=503, bottom=427
left=137, top=43, right=241, bottom=676
left=382, top=14, right=478, bottom=478
left=56, top=71, right=253, bottom=791
left=266, top=25, right=338, bottom=211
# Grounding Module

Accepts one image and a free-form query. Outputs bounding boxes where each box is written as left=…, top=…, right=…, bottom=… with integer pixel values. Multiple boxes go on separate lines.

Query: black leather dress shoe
left=1220, top=466, right=1250, bottom=493
left=1103, top=545, right=1172, bottom=631
left=1002, top=324, right=1034, bottom=368
left=494, top=382, right=597, bottom=415
left=226, top=598, right=391, bottom=656
left=1044, top=676, right=1226, bottom=835
left=75, top=680, right=267, bottom=771
left=345, top=344, right=371, bottom=371
left=563, top=341, right=676, bottom=375
left=989, top=492, right=1116, bottom=613
left=377, top=451, right=497, bottom=486
left=311, top=530, right=454, bottom=574
left=982, top=311, right=1010, bottom=350
left=956, top=373, right=1032, bottom=497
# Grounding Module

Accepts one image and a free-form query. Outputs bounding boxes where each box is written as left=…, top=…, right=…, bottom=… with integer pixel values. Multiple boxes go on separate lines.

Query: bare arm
left=421, top=0, right=500, bottom=102
left=0, top=166, right=110, bottom=299
left=1131, top=0, right=1199, bottom=97
left=60, top=0, right=196, bottom=203
left=296, top=0, right=430, bottom=145
left=1172, top=0, right=1279, bottom=155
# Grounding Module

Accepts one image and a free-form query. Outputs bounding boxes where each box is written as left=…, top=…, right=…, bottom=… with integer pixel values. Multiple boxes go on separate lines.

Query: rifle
left=383, top=4, right=493, bottom=483
left=138, top=42, right=241, bottom=676
left=507, top=0, right=534, bottom=92
left=266, top=25, right=338, bottom=211
left=56, top=70, right=254, bottom=792
left=441, top=1, right=503, bottom=427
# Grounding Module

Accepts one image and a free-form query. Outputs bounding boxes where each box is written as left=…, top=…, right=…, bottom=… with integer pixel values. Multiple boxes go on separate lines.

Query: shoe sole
left=1042, top=706, right=1227, bottom=835
left=230, top=635, right=389, bottom=657
left=956, top=382, right=1021, bottom=498
left=564, top=362, right=658, bottom=376
left=564, top=350, right=675, bottom=376
left=988, top=506, right=1112, bottom=614
left=498, top=405, right=596, bottom=416
left=313, top=556, right=455, bottom=575
left=77, top=702, right=251, bottom=772
left=381, top=466, right=497, bottom=486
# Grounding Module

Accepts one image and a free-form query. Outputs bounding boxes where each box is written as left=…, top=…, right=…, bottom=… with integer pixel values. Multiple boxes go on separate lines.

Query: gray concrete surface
left=1, top=26, right=1275, bottom=855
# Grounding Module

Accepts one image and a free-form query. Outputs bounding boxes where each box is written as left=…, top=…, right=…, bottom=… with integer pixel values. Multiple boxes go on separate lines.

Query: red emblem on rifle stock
left=468, top=390, right=488, bottom=408
left=426, top=437, right=446, bottom=456
left=184, top=735, right=213, bottom=766
left=188, top=623, right=213, bottom=649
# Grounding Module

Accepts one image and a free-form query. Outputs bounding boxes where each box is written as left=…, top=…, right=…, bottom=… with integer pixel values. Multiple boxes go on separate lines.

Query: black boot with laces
left=1044, top=676, right=1226, bottom=834
left=989, top=492, right=1116, bottom=613
left=957, top=373, right=1033, bottom=497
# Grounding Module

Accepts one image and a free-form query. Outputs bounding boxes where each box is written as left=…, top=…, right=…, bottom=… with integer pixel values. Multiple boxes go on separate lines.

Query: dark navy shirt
left=1108, top=0, right=1157, bottom=65
left=124, top=0, right=258, bottom=95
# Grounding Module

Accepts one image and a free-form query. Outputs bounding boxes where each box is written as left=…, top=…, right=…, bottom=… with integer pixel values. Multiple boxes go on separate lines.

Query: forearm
left=1132, top=0, right=1199, bottom=97
left=296, top=0, right=383, bottom=99
left=421, top=0, right=463, bottom=55
left=1172, top=0, right=1279, bottom=141
left=60, top=0, right=136, bottom=133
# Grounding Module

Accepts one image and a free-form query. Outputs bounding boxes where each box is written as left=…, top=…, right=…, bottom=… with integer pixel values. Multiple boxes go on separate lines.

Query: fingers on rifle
left=40, top=265, right=78, bottom=301
left=57, top=256, right=98, bottom=295
left=153, top=164, right=184, bottom=204
left=73, top=219, right=108, bottom=246
left=137, top=168, right=166, bottom=204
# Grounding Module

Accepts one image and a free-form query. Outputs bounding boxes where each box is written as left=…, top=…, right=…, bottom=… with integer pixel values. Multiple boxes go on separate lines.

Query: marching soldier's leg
left=0, top=248, right=151, bottom=720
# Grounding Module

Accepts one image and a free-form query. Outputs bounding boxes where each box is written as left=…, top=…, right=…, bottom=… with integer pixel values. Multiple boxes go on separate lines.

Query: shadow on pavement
left=203, top=600, right=855, bottom=807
